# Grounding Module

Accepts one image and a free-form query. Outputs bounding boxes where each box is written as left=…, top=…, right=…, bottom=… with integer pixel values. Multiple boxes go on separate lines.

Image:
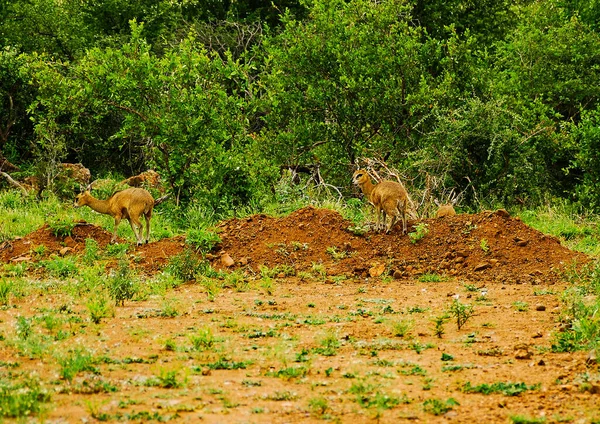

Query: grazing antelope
left=74, top=183, right=168, bottom=244
left=352, top=169, right=409, bottom=234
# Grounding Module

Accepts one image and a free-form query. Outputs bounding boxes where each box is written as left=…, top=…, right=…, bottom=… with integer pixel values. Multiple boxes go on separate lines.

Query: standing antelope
left=352, top=169, right=409, bottom=234
left=75, top=184, right=167, bottom=244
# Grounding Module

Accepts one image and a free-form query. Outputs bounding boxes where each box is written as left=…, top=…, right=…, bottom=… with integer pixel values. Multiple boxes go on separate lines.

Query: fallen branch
left=0, top=171, right=29, bottom=196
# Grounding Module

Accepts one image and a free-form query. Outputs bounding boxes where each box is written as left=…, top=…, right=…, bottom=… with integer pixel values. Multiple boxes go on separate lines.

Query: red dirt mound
left=213, top=206, right=587, bottom=284
left=0, top=222, right=186, bottom=274
left=0, top=207, right=588, bottom=284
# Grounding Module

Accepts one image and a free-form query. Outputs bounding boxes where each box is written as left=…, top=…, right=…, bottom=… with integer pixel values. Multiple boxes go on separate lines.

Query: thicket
left=1, top=0, right=599, bottom=214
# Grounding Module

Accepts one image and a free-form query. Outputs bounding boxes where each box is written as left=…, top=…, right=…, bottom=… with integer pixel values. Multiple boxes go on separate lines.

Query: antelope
left=435, top=204, right=456, bottom=218
left=352, top=169, right=409, bottom=234
left=74, top=183, right=168, bottom=245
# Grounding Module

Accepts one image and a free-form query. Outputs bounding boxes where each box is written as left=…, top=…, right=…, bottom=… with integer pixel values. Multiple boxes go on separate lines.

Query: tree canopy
left=1, top=0, right=600, bottom=212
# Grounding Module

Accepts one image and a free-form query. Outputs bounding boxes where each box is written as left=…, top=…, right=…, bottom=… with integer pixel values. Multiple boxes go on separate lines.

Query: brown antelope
left=435, top=204, right=457, bottom=218
left=74, top=183, right=168, bottom=244
left=352, top=169, right=409, bottom=234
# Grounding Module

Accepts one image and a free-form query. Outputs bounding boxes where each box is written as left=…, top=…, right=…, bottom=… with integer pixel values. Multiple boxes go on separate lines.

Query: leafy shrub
left=46, top=215, right=76, bottom=237
left=187, top=228, right=221, bottom=254
left=108, top=260, right=137, bottom=306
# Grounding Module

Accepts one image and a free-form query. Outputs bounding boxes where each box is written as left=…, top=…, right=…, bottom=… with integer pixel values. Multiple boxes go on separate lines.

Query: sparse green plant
left=47, top=215, right=76, bottom=237
left=509, top=415, right=547, bottom=424
left=204, top=357, right=251, bottom=370
left=408, top=222, right=429, bottom=244
left=0, top=376, right=51, bottom=418
left=533, top=289, right=555, bottom=296
left=313, top=330, right=340, bottom=356
left=86, top=294, right=113, bottom=324
left=108, top=260, right=137, bottom=306
left=164, top=338, right=177, bottom=351
left=154, top=368, right=186, bottom=389
left=326, top=246, right=349, bottom=260
left=43, top=256, right=78, bottom=277
left=266, top=366, right=308, bottom=380
left=160, top=298, right=180, bottom=317
left=308, top=396, right=330, bottom=417
left=448, top=298, right=475, bottom=330
left=422, top=398, right=459, bottom=415
left=418, top=273, right=446, bottom=283
left=189, top=326, right=215, bottom=351
left=513, top=301, right=529, bottom=312
left=166, top=249, right=206, bottom=281
left=463, top=283, right=479, bottom=292
left=390, top=318, right=413, bottom=337
left=32, top=245, right=47, bottom=257
left=462, top=381, right=540, bottom=396
left=186, top=227, right=221, bottom=254
left=432, top=313, right=450, bottom=338
left=223, top=270, right=249, bottom=292
left=348, top=381, right=408, bottom=410
left=82, top=238, right=101, bottom=264
left=105, top=243, right=129, bottom=257
left=57, top=348, right=98, bottom=382
left=3, top=262, right=28, bottom=278
left=0, top=278, right=12, bottom=305
left=200, top=277, right=221, bottom=301
left=480, top=238, right=489, bottom=253
left=311, top=262, right=327, bottom=279
left=16, top=316, right=32, bottom=340
left=260, top=276, right=275, bottom=295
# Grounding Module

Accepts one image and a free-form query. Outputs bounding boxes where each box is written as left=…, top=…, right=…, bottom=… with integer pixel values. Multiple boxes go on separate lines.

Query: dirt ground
left=1, top=207, right=598, bottom=423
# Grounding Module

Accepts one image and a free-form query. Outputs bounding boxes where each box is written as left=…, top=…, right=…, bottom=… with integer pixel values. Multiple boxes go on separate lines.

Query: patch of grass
left=266, top=366, right=308, bottom=380
left=462, top=381, right=540, bottom=396
left=422, top=398, right=459, bottom=416
left=0, top=278, right=12, bottom=305
left=42, top=256, right=78, bottom=278
left=326, top=246, right=349, bottom=260
left=418, top=273, right=446, bottom=283
left=108, top=260, right=138, bottom=306
left=513, top=301, right=529, bottom=312
left=390, top=318, right=413, bottom=337
left=509, top=416, right=547, bottom=424
left=86, top=294, right=113, bottom=324
left=57, top=349, right=98, bottom=382
left=186, top=227, right=221, bottom=254
left=203, top=357, right=252, bottom=370
left=166, top=249, right=206, bottom=281
left=189, top=327, right=215, bottom=351
left=46, top=215, right=76, bottom=237
left=348, top=381, right=409, bottom=410
left=0, top=376, right=52, bottom=418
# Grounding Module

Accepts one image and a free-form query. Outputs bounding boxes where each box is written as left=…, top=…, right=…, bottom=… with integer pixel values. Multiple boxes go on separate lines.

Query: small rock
left=239, top=257, right=249, bottom=266
left=537, top=359, right=546, bottom=366
left=455, top=257, right=465, bottom=264
left=369, top=263, right=386, bottom=278
left=515, top=238, right=529, bottom=247
left=532, top=332, right=543, bottom=339
left=515, top=349, right=532, bottom=360
left=201, top=367, right=211, bottom=376
left=393, top=270, right=403, bottom=280
left=474, top=262, right=491, bottom=272
left=220, top=253, right=235, bottom=267
left=586, top=349, right=597, bottom=366
left=535, top=305, right=546, bottom=312
left=59, top=247, right=73, bottom=256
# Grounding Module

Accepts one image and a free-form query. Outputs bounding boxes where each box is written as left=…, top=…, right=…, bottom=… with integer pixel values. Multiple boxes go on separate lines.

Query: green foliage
left=422, top=398, right=459, bottom=416
left=57, top=349, right=98, bottom=382
left=409, top=223, right=429, bottom=244
left=42, top=256, right=78, bottom=278
left=462, top=381, right=540, bottom=396
left=0, top=376, right=51, bottom=418
left=46, top=215, right=76, bottom=238
left=108, top=260, right=137, bottom=306
left=186, top=228, right=221, bottom=254
left=166, top=249, right=207, bottom=281
left=448, top=299, right=475, bottom=330
left=0, top=278, right=12, bottom=305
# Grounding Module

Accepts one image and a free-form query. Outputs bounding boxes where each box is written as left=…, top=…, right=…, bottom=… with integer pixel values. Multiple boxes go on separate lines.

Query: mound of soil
left=213, top=206, right=587, bottom=284
left=0, top=207, right=587, bottom=283
left=0, top=222, right=186, bottom=274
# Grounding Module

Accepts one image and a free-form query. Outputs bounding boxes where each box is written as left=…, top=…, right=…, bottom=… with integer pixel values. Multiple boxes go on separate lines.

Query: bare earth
left=1, top=207, right=598, bottom=423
